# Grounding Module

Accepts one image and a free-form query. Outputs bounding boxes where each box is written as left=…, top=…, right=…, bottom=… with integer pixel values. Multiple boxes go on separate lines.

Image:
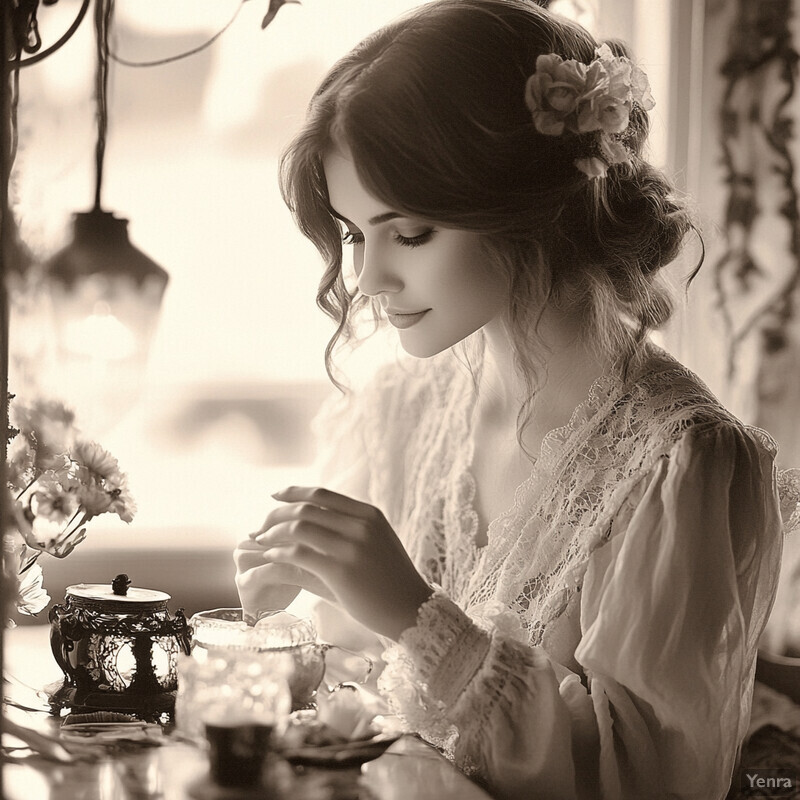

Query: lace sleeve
left=377, top=423, right=784, bottom=800
left=777, top=468, right=800, bottom=535
left=379, top=591, right=578, bottom=800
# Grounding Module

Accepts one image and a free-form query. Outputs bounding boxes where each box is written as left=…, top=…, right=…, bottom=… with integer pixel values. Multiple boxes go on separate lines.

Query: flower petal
left=631, top=63, right=655, bottom=110
left=574, top=156, right=609, bottom=179
left=17, top=563, right=50, bottom=615
left=598, top=134, right=630, bottom=165
left=71, top=441, right=121, bottom=481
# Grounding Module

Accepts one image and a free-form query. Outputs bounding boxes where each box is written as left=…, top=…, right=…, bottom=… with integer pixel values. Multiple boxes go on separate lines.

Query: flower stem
left=14, top=476, right=39, bottom=501
left=18, top=550, right=41, bottom=574
left=59, top=507, right=84, bottom=538
left=55, top=511, right=89, bottom=548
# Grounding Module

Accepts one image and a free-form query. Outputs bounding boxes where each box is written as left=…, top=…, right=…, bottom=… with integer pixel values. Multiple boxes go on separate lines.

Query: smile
left=386, top=309, right=430, bottom=329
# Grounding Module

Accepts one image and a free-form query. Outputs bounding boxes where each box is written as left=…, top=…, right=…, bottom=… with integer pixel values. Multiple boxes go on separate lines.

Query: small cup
left=205, top=721, right=273, bottom=788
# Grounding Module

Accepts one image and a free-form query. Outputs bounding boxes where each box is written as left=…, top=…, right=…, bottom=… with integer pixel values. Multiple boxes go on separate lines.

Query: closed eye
left=393, top=230, right=435, bottom=248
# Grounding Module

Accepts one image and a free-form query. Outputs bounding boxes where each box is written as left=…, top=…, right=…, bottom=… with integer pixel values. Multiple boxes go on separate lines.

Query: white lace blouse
left=312, top=341, right=798, bottom=800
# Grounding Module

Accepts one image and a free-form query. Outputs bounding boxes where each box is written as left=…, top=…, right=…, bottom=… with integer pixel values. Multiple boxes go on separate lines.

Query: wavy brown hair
left=279, top=0, right=698, bottom=436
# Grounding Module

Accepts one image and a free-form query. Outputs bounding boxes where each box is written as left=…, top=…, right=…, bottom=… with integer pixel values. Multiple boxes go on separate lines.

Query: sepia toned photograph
left=1, top=1, right=799, bottom=798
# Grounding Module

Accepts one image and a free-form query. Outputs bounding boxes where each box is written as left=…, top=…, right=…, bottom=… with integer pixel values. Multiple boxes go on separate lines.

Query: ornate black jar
left=48, top=574, right=191, bottom=715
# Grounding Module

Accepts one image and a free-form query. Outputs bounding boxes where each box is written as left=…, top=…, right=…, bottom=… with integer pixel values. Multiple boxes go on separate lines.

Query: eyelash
left=341, top=230, right=435, bottom=249
left=342, top=231, right=364, bottom=246
left=394, top=231, right=434, bottom=248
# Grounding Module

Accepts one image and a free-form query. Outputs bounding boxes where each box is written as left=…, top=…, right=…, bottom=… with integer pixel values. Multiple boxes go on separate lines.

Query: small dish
left=279, top=732, right=400, bottom=767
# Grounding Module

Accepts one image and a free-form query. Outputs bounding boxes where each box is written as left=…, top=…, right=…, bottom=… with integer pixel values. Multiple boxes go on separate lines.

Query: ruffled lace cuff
left=778, top=468, right=800, bottom=535
left=377, top=590, right=491, bottom=744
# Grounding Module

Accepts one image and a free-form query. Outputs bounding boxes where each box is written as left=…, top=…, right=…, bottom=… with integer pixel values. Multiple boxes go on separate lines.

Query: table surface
left=3, top=625, right=494, bottom=800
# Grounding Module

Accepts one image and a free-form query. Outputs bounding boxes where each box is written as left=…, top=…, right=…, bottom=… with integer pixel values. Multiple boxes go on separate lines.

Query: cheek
left=343, top=248, right=364, bottom=293
left=353, top=248, right=364, bottom=277
left=454, top=252, right=507, bottom=312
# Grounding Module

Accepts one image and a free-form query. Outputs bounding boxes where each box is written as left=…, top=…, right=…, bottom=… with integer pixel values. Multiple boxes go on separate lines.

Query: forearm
left=378, top=591, right=579, bottom=800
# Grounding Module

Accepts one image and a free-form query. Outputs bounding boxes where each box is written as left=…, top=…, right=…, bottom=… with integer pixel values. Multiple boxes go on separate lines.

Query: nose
left=355, top=243, right=403, bottom=298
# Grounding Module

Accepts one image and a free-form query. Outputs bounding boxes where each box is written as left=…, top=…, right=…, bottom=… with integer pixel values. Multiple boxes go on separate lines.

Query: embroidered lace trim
left=379, top=590, right=543, bottom=766
left=365, top=343, right=776, bottom=651
left=777, top=468, right=800, bottom=535
left=351, top=340, right=791, bottom=746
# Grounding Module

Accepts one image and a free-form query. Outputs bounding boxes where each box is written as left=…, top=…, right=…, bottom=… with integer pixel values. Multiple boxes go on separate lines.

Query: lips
left=386, top=309, right=430, bottom=329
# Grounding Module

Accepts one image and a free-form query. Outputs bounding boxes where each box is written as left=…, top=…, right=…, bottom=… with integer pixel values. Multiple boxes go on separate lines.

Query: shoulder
left=624, top=345, right=777, bottom=461
left=620, top=349, right=781, bottom=516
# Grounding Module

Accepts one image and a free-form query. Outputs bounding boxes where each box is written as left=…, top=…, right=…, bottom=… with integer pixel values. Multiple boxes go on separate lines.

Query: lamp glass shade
left=43, top=209, right=169, bottom=433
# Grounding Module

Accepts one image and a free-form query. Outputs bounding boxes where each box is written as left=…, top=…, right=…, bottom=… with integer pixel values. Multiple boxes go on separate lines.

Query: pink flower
left=574, top=156, right=609, bottom=179
left=76, top=483, right=114, bottom=518
left=574, top=135, right=631, bottom=180
left=71, top=440, right=121, bottom=482
left=106, top=475, right=137, bottom=524
left=576, top=57, right=632, bottom=133
left=5, top=397, right=137, bottom=614
left=31, top=472, right=79, bottom=524
left=629, top=63, right=655, bottom=112
left=525, top=44, right=656, bottom=178
left=525, top=53, right=588, bottom=136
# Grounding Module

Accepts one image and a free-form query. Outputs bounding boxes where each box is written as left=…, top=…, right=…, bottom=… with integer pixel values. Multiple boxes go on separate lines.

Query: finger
left=262, top=542, right=329, bottom=576
left=254, top=502, right=354, bottom=539
left=244, top=558, right=335, bottom=603
left=263, top=542, right=337, bottom=584
left=259, top=522, right=358, bottom=563
left=255, top=506, right=362, bottom=548
left=236, top=538, right=265, bottom=551
left=236, top=561, right=301, bottom=591
left=271, top=486, right=381, bottom=521
left=234, top=566, right=304, bottom=616
left=235, top=541, right=271, bottom=572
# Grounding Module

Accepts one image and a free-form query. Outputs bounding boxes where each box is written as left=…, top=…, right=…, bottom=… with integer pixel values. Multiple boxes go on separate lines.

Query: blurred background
left=6, top=0, right=800, bottom=655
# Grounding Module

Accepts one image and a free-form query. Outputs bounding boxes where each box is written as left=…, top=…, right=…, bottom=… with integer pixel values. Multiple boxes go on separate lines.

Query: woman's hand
left=233, top=539, right=333, bottom=621
left=250, top=486, right=433, bottom=641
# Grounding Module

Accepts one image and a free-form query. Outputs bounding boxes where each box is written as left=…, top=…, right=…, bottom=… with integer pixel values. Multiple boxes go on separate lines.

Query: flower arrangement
left=524, top=43, right=655, bottom=178
left=3, top=396, right=136, bottom=616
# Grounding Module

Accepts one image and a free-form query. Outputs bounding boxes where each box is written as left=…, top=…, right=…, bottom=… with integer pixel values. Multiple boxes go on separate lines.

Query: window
left=12, top=0, right=426, bottom=552
left=11, top=0, right=695, bottom=553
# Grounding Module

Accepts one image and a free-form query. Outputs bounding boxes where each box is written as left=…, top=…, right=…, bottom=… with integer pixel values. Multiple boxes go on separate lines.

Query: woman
left=235, top=2, right=795, bottom=796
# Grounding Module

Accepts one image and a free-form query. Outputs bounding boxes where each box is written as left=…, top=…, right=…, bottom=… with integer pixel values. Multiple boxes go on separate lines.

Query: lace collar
left=446, top=340, right=696, bottom=551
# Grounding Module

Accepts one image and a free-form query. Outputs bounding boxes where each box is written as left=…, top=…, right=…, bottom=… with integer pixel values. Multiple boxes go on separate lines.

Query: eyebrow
left=368, top=211, right=404, bottom=225
left=329, top=207, right=406, bottom=227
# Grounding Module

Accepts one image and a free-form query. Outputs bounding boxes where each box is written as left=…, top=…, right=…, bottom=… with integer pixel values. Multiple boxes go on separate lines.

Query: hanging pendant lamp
left=44, top=0, right=168, bottom=431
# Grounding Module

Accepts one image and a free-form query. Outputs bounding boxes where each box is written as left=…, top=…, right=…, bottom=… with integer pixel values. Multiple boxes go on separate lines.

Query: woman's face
left=323, top=148, right=508, bottom=358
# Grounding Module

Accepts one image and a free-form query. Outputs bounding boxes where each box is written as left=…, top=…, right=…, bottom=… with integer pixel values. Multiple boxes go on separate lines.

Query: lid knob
left=111, top=574, right=132, bottom=596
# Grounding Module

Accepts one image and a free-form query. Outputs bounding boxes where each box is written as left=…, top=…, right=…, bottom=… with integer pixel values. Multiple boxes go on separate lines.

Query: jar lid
left=66, top=582, right=171, bottom=612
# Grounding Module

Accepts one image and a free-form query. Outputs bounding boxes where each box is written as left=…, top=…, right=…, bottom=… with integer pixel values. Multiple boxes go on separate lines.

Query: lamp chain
left=93, top=0, right=113, bottom=212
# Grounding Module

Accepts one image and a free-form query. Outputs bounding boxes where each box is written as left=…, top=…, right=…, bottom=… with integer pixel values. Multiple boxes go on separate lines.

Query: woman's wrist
left=382, top=580, right=434, bottom=642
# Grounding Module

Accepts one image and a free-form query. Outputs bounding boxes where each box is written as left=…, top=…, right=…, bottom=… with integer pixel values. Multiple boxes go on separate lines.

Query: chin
left=397, top=328, right=477, bottom=359
left=402, top=346, right=448, bottom=359
left=396, top=334, right=449, bottom=359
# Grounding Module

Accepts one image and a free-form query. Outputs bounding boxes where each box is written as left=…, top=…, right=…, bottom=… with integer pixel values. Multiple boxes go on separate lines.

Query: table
left=3, top=626, right=494, bottom=800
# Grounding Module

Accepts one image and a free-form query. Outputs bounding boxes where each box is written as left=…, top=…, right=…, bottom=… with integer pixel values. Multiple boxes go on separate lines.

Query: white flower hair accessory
left=524, top=43, right=655, bottom=179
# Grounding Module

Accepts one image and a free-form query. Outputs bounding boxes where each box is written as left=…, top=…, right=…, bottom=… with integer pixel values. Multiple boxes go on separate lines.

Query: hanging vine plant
left=714, top=0, right=800, bottom=378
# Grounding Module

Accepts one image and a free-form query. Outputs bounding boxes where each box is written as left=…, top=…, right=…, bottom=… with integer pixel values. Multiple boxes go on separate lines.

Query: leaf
left=261, top=0, right=300, bottom=30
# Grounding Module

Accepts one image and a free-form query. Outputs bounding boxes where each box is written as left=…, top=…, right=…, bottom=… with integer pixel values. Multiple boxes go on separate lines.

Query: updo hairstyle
left=280, top=0, right=696, bottom=395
